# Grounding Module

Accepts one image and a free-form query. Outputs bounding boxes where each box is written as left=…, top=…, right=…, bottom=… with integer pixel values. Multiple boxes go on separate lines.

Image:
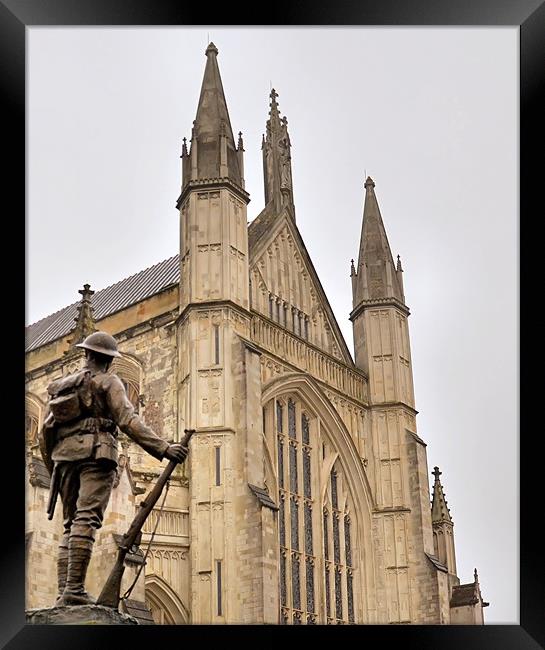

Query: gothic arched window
left=25, top=413, right=39, bottom=448
left=266, top=394, right=360, bottom=625
left=25, top=395, right=42, bottom=450
left=111, top=357, right=141, bottom=413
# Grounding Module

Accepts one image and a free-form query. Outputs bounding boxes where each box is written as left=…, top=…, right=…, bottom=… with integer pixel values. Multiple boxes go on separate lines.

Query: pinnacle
left=66, top=283, right=96, bottom=352
left=206, top=42, right=218, bottom=56
left=190, top=41, right=243, bottom=187
left=353, top=173, right=405, bottom=306
left=431, top=465, right=453, bottom=524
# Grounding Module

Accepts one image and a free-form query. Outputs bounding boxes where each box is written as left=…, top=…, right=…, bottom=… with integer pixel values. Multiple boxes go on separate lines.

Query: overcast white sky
left=27, top=27, right=518, bottom=624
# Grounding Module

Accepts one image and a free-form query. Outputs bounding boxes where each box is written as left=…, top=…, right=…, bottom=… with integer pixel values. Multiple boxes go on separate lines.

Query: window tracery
left=270, top=394, right=358, bottom=624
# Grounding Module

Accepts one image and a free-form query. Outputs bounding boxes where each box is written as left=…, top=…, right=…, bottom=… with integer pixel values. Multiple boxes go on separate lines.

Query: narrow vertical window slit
left=216, top=560, right=222, bottom=616
left=215, top=446, right=221, bottom=486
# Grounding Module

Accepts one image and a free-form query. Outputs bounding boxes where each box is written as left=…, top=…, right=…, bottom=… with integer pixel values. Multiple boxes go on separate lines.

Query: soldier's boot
left=58, top=537, right=95, bottom=606
left=54, top=545, right=69, bottom=606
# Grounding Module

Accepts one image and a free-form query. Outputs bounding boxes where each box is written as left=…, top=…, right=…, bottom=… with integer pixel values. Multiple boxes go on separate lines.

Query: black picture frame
left=4, top=1, right=542, bottom=647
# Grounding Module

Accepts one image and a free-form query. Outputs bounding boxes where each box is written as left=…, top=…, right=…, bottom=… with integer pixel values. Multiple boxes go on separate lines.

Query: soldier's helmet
left=75, top=331, right=121, bottom=358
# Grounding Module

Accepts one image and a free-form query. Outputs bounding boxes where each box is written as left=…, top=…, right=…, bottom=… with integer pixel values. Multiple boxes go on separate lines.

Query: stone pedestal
left=26, top=604, right=139, bottom=625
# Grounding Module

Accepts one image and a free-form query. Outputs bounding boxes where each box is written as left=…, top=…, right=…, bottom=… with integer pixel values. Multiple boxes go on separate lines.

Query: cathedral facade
left=25, top=43, right=487, bottom=625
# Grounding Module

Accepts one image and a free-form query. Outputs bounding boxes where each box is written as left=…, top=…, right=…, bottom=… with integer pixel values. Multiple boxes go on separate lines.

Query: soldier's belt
left=56, top=417, right=117, bottom=441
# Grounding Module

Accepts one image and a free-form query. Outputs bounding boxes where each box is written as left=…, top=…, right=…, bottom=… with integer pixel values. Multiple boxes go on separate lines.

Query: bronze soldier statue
left=39, top=331, right=187, bottom=607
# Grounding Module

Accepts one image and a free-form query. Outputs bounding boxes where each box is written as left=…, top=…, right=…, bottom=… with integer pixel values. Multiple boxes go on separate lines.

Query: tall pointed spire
left=352, top=176, right=404, bottom=307
left=430, top=466, right=457, bottom=576
left=262, top=88, right=295, bottom=220
left=180, top=43, right=244, bottom=193
left=431, top=466, right=452, bottom=524
left=65, top=284, right=96, bottom=353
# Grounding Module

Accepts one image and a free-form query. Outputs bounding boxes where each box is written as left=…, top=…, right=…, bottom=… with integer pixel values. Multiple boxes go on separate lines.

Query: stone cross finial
left=432, top=466, right=442, bottom=481
left=79, top=284, right=94, bottom=302
left=269, top=88, right=281, bottom=119
left=66, top=283, right=96, bottom=353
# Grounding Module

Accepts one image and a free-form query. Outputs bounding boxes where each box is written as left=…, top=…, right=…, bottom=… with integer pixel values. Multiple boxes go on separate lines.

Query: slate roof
left=248, top=483, right=279, bottom=511
left=425, top=552, right=448, bottom=573
left=25, top=255, right=180, bottom=352
left=26, top=214, right=270, bottom=355
left=450, top=583, right=480, bottom=607
left=247, top=204, right=278, bottom=253
left=26, top=211, right=350, bottom=360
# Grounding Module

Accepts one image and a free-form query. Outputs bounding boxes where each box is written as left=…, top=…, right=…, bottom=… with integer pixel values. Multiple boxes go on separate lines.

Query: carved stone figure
left=39, top=331, right=188, bottom=607
left=278, top=119, right=292, bottom=193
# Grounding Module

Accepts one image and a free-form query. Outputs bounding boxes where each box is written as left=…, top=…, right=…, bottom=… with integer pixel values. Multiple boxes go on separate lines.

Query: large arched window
left=25, top=413, right=39, bottom=448
left=145, top=574, right=189, bottom=625
left=267, top=392, right=360, bottom=625
left=25, top=394, right=42, bottom=451
left=111, top=356, right=142, bottom=412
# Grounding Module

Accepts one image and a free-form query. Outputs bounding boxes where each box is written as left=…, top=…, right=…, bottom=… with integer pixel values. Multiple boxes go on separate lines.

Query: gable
left=248, top=211, right=353, bottom=365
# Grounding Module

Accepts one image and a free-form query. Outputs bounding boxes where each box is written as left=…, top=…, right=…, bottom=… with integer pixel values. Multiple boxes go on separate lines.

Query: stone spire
left=262, top=88, right=295, bottom=220
left=431, top=466, right=452, bottom=524
left=66, top=284, right=96, bottom=352
left=180, top=42, right=243, bottom=192
left=352, top=176, right=404, bottom=308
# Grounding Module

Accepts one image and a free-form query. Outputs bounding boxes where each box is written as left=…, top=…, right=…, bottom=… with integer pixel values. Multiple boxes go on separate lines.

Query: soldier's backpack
left=47, top=369, right=94, bottom=424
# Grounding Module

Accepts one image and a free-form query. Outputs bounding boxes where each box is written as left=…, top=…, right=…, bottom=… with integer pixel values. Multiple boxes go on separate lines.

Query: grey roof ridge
left=25, top=301, right=77, bottom=330
left=26, top=252, right=179, bottom=331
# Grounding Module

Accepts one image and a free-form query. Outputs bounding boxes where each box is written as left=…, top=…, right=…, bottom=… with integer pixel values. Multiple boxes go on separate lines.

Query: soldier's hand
left=165, top=443, right=188, bottom=464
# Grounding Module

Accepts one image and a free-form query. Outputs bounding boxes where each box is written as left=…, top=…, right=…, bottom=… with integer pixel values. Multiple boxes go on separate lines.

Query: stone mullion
left=276, top=398, right=290, bottom=624
left=325, top=504, right=335, bottom=624
left=292, top=400, right=304, bottom=622
left=339, top=506, right=349, bottom=623
left=296, top=443, right=306, bottom=622
left=332, top=509, right=342, bottom=623
left=302, top=414, right=315, bottom=623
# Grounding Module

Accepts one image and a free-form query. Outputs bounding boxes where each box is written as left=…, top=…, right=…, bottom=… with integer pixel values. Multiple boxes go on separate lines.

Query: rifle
left=46, top=463, right=60, bottom=520
left=96, top=428, right=195, bottom=609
